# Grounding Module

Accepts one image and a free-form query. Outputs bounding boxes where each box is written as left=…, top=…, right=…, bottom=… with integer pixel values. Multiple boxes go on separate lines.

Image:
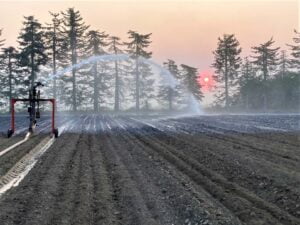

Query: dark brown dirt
left=0, top=136, right=23, bottom=151
left=0, top=134, right=47, bottom=177
left=0, top=117, right=299, bottom=225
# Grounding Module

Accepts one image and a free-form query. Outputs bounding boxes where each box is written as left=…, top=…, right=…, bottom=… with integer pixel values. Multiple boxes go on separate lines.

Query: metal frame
left=8, top=98, right=57, bottom=137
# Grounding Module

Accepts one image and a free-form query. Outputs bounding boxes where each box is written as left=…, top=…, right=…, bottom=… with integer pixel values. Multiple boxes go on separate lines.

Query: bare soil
left=0, top=115, right=299, bottom=225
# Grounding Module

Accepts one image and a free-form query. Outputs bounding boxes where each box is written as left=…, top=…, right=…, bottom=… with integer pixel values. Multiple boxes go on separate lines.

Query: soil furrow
left=0, top=114, right=298, bottom=225
left=163, top=119, right=300, bottom=161
left=70, top=135, right=94, bottom=225
left=125, top=119, right=300, bottom=219
left=108, top=129, right=183, bottom=225
left=115, top=126, right=243, bottom=225
left=49, top=135, right=84, bottom=225
left=141, top=127, right=300, bottom=220
left=130, top=128, right=300, bottom=225
left=89, top=134, right=118, bottom=225
left=178, top=119, right=300, bottom=155
left=101, top=132, right=158, bottom=225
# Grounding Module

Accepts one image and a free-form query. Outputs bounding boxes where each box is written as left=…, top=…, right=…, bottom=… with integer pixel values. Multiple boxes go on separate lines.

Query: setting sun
left=198, top=70, right=215, bottom=92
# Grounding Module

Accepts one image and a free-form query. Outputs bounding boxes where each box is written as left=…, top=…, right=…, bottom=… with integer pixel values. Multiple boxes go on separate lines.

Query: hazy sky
left=0, top=0, right=298, bottom=104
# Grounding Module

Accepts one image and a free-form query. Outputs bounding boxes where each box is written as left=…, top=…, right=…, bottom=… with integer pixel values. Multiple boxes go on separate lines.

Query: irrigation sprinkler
left=7, top=82, right=58, bottom=138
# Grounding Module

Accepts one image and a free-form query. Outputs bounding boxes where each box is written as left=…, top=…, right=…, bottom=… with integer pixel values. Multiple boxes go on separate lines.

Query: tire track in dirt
left=0, top=136, right=54, bottom=197
left=0, top=118, right=132, bottom=225
left=0, top=135, right=47, bottom=177
left=0, top=133, right=81, bottom=224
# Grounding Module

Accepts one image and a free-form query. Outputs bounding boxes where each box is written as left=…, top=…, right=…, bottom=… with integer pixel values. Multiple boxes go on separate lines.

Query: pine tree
left=159, top=59, right=180, bottom=110
left=125, top=30, right=152, bottom=111
left=60, top=8, right=89, bottom=111
left=108, top=36, right=123, bottom=111
left=236, top=77, right=265, bottom=111
left=98, top=62, right=114, bottom=110
left=0, top=30, right=6, bottom=108
left=252, top=38, right=279, bottom=110
left=0, top=47, right=19, bottom=110
left=252, top=38, right=279, bottom=81
left=0, top=29, right=4, bottom=48
left=180, top=64, right=203, bottom=104
left=85, top=30, right=108, bottom=112
left=139, top=63, right=155, bottom=111
left=278, top=50, right=288, bottom=78
left=212, top=34, right=242, bottom=109
left=44, top=12, right=63, bottom=99
left=116, top=59, right=134, bottom=111
left=18, top=16, right=48, bottom=89
left=238, top=57, right=256, bottom=110
left=288, top=30, right=300, bottom=70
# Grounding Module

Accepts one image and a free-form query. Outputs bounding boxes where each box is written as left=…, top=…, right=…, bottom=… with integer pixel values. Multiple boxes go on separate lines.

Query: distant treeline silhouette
left=0, top=8, right=299, bottom=113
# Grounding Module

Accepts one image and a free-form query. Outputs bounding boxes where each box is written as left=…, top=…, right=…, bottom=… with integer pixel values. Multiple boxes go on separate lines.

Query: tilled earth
left=0, top=114, right=299, bottom=225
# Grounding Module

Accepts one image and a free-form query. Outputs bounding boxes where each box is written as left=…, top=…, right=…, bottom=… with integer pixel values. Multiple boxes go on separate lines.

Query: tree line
left=211, top=33, right=300, bottom=112
left=0, top=8, right=202, bottom=113
left=0, top=8, right=299, bottom=113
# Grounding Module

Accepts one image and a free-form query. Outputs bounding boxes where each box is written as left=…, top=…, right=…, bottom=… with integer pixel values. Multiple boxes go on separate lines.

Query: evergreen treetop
left=125, top=30, right=152, bottom=59
left=18, top=16, right=48, bottom=88
left=252, top=37, right=280, bottom=81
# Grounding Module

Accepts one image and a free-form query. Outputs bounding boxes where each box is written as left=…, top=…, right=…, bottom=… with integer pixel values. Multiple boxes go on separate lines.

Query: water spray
left=45, top=53, right=201, bottom=113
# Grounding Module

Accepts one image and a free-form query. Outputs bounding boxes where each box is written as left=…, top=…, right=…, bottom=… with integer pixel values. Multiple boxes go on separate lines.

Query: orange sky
left=0, top=0, right=298, bottom=104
